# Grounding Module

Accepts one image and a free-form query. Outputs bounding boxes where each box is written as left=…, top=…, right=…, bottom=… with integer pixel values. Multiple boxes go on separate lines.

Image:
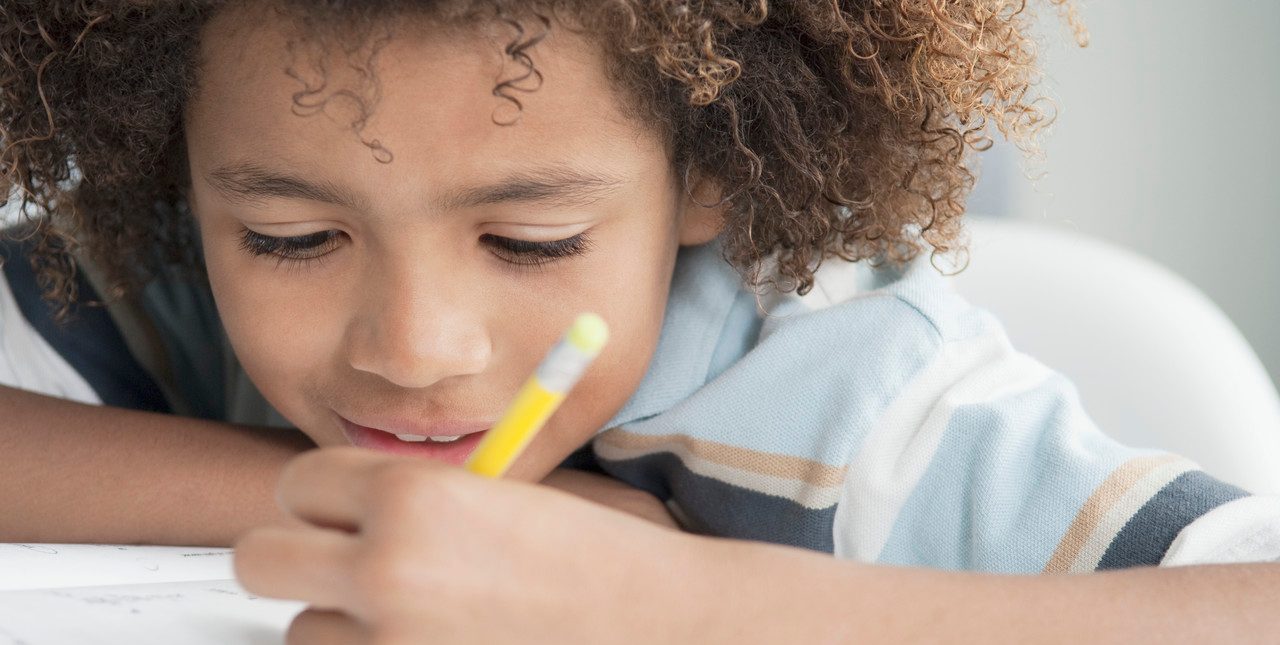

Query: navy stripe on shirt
left=1097, top=470, right=1249, bottom=569
left=0, top=234, right=170, bottom=413
left=600, top=451, right=838, bottom=552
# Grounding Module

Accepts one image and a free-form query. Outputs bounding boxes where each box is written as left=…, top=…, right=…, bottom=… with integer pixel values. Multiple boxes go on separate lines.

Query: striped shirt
left=3, top=229, right=1279, bottom=570
left=589, top=240, right=1280, bottom=571
left=0, top=229, right=287, bottom=427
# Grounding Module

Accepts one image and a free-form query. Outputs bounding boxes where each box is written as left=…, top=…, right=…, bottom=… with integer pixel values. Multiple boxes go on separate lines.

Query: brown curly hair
left=0, top=0, right=1083, bottom=321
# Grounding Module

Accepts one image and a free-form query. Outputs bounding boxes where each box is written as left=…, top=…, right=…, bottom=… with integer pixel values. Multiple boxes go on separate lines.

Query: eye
left=481, top=232, right=592, bottom=267
left=238, top=228, right=344, bottom=267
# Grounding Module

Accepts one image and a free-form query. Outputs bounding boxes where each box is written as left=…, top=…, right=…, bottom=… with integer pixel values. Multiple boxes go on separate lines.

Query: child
left=3, top=0, right=1278, bottom=642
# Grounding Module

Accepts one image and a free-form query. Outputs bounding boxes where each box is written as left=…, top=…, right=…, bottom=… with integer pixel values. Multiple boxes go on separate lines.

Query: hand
left=233, top=446, right=707, bottom=644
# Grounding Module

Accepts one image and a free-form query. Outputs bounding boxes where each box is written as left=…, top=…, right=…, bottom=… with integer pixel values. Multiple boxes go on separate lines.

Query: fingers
left=286, top=608, right=371, bottom=645
left=234, top=524, right=360, bottom=612
left=275, top=445, right=403, bottom=532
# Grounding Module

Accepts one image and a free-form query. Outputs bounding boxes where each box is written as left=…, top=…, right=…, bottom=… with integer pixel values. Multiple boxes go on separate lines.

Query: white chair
left=945, top=216, right=1280, bottom=494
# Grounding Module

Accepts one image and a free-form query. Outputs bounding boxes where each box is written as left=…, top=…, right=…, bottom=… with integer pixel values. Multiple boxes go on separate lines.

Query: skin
left=185, top=6, right=722, bottom=484
left=195, top=5, right=1280, bottom=645
left=239, top=447, right=1280, bottom=644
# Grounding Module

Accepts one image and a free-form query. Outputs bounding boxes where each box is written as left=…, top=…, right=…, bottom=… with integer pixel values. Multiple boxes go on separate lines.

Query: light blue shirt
left=588, top=239, right=1275, bottom=572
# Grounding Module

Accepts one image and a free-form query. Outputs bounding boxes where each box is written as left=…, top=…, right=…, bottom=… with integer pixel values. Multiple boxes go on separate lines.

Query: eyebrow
left=208, top=163, right=367, bottom=211
left=206, top=162, right=626, bottom=212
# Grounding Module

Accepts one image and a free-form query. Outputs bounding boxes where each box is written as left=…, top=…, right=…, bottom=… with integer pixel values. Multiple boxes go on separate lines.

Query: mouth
left=335, top=413, right=489, bottom=466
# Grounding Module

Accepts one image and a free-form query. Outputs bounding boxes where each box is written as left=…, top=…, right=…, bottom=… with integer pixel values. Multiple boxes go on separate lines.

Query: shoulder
left=0, top=241, right=101, bottom=404
left=608, top=243, right=1024, bottom=442
left=0, top=229, right=164, bottom=408
left=591, top=246, right=1059, bottom=549
left=750, top=251, right=1019, bottom=402
left=0, top=227, right=254, bottom=421
left=760, top=250, right=1000, bottom=345
left=599, top=245, right=1030, bottom=485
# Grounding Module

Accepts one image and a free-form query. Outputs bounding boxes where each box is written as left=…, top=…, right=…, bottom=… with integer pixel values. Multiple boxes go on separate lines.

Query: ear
left=677, top=173, right=728, bottom=246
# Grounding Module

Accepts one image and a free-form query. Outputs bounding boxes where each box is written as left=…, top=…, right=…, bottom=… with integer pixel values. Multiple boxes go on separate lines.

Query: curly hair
left=0, top=0, right=1083, bottom=321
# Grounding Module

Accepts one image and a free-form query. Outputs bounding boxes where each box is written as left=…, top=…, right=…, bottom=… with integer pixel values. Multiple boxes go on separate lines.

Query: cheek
left=572, top=313, right=662, bottom=424
left=505, top=227, right=678, bottom=480
left=203, top=243, right=344, bottom=429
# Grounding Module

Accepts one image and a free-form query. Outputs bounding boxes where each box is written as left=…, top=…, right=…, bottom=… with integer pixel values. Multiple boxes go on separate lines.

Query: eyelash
left=236, top=228, right=592, bottom=269
left=479, top=232, right=592, bottom=267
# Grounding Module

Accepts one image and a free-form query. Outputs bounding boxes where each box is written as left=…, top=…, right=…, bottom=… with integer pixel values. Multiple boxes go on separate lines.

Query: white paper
left=0, top=543, right=235, bottom=591
left=0, top=544, right=305, bottom=645
left=0, top=579, right=305, bottom=645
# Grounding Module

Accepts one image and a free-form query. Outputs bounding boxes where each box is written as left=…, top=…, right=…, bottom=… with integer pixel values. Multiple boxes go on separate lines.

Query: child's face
left=184, top=7, right=721, bottom=480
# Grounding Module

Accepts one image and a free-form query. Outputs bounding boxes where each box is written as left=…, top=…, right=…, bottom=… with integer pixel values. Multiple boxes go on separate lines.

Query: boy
left=3, top=0, right=1278, bottom=642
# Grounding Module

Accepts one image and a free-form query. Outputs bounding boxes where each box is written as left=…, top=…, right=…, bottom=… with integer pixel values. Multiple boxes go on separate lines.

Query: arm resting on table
left=0, top=385, right=315, bottom=547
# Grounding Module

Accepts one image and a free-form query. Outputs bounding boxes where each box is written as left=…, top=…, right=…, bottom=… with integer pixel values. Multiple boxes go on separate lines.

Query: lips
left=335, top=413, right=489, bottom=465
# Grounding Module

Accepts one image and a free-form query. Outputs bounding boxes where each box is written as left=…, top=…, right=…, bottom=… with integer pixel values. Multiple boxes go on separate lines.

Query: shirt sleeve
left=1160, top=496, right=1280, bottom=566
left=832, top=301, right=1278, bottom=572
left=0, top=232, right=170, bottom=412
left=0, top=261, right=101, bottom=404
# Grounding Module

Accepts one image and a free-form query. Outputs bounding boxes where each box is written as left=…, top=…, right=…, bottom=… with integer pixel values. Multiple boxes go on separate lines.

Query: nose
left=344, top=257, right=492, bottom=389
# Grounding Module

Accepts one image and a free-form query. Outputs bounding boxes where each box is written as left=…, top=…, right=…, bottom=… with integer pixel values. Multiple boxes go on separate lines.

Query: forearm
left=0, top=385, right=315, bottom=547
left=680, top=537, right=1280, bottom=644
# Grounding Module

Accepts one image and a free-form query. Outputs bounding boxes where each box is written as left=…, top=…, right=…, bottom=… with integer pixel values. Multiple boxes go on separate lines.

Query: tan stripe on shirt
left=1044, top=453, right=1185, bottom=573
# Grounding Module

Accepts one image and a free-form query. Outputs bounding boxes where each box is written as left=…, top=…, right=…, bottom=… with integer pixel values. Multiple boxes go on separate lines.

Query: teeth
left=391, top=433, right=465, bottom=443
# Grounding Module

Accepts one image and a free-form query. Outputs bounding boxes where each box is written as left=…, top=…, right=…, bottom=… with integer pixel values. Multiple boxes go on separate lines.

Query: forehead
left=185, top=4, right=657, bottom=191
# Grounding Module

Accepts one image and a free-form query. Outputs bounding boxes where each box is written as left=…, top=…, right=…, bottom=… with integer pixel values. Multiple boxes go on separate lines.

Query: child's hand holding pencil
left=232, top=314, right=690, bottom=643
left=464, top=312, right=609, bottom=478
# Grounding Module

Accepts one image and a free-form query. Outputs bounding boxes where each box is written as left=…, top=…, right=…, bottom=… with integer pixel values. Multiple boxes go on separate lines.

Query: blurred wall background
left=969, top=0, right=1280, bottom=389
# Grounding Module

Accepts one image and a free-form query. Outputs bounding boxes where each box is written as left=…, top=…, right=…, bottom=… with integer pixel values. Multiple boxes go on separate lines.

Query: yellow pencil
left=464, top=313, right=609, bottom=478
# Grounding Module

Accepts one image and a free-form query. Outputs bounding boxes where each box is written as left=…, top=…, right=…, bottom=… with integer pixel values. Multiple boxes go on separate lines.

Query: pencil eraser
left=567, top=312, right=609, bottom=354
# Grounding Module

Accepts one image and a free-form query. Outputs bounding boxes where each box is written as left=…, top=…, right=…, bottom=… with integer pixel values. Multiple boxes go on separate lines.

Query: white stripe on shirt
left=832, top=327, right=1056, bottom=561
left=1162, top=495, right=1280, bottom=565
left=0, top=271, right=100, bottom=404
left=1068, top=457, right=1198, bottom=572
